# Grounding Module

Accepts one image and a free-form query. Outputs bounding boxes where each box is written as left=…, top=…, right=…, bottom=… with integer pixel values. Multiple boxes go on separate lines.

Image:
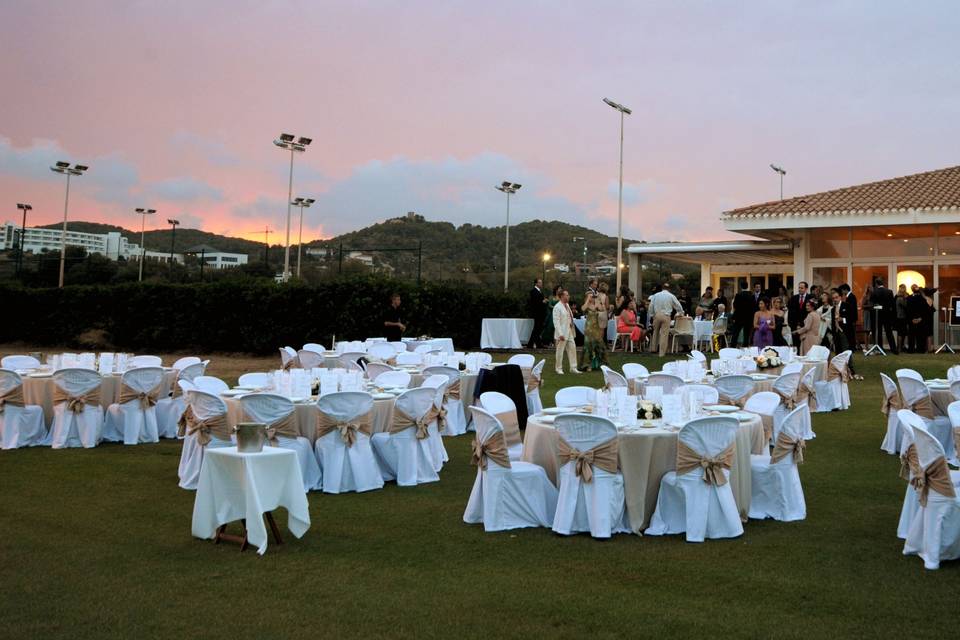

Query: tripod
left=935, top=307, right=956, bottom=354
left=863, top=305, right=886, bottom=356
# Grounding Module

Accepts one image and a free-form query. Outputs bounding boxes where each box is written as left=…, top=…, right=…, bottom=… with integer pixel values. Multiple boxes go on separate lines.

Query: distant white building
left=347, top=251, right=374, bottom=266
left=553, top=263, right=569, bottom=273
left=183, top=244, right=248, bottom=269
left=0, top=222, right=141, bottom=259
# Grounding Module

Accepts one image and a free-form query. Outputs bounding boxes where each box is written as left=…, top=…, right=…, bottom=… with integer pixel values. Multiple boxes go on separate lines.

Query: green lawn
left=2, top=351, right=959, bottom=639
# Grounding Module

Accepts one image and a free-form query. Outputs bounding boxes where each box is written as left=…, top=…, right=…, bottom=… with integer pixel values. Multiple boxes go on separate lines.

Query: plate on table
left=704, top=404, right=739, bottom=413
left=543, top=406, right=578, bottom=415
left=221, top=389, right=246, bottom=397
left=372, top=393, right=394, bottom=400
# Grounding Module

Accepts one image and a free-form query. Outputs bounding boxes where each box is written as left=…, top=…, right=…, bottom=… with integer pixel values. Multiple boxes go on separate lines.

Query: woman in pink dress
left=617, top=299, right=644, bottom=350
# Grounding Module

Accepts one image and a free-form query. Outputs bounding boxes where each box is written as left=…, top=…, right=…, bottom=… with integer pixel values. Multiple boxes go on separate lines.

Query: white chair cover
left=646, top=373, right=684, bottom=396
left=744, top=391, right=780, bottom=440
left=479, top=391, right=524, bottom=462
left=899, top=377, right=954, bottom=460
left=157, top=362, right=206, bottom=439
left=423, top=365, right=467, bottom=436
left=622, top=363, right=649, bottom=380
left=367, top=343, right=397, bottom=362
left=1, top=355, right=41, bottom=370
left=279, top=346, right=298, bottom=369
left=49, top=368, right=103, bottom=449
left=507, top=354, right=535, bottom=368
left=338, top=352, right=367, bottom=369
left=683, top=384, right=719, bottom=405
left=462, top=406, right=557, bottom=531
left=313, top=392, right=384, bottom=494
left=689, top=350, right=707, bottom=363
left=554, top=386, right=596, bottom=409
left=551, top=414, right=630, bottom=538
left=365, top=362, right=396, bottom=381
left=0, top=370, right=45, bottom=449
left=394, top=352, right=423, bottom=366
left=238, top=372, right=272, bottom=389
left=374, top=371, right=412, bottom=389
left=645, top=416, right=744, bottom=542
left=813, top=351, right=852, bottom=412
left=297, top=349, right=325, bottom=370
left=601, top=365, right=628, bottom=389
left=413, top=344, right=434, bottom=354
left=526, top=359, right=545, bottom=417
left=172, top=356, right=201, bottom=371
left=240, top=393, right=322, bottom=492
left=418, top=376, right=449, bottom=470
left=370, top=387, right=440, bottom=486
left=388, top=341, right=407, bottom=354
left=806, top=345, right=830, bottom=361
left=194, top=376, right=230, bottom=394
left=771, top=372, right=802, bottom=440
left=748, top=405, right=806, bottom=521
left=718, top=348, right=741, bottom=360
left=177, top=390, right=233, bottom=490
left=799, top=368, right=818, bottom=438
left=472, top=352, right=493, bottom=367
left=103, top=367, right=164, bottom=445
left=302, top=343, right=326, bottom=354
left=714, top=375, right=755, bottom=405
left=896, top=368, right=923, bottom=381
left=130, top=355, right=162, bottom=367
left=880, top=373, right=903, bottom=455
left=781, top=362, right=803, bottom=375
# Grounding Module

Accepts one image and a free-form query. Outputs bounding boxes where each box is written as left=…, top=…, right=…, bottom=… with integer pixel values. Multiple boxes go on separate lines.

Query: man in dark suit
left=730, top=283, right=756, bottom=347
left=906, top=284, right=927, bottom=353
left=834, top=286, right=857, bottom=375
left=526, top=278, right=546, bottom=348
left=788, top=281, right=814, bottom=333
left=870, top=278, right=898, bottom=354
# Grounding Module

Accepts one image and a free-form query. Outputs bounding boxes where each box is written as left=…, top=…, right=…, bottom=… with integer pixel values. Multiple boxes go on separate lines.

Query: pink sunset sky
left=1, top=1, right=958, bottom=245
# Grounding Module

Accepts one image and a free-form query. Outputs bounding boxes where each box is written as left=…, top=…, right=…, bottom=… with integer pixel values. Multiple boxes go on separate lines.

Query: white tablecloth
left=693, top=320, right=713, bottom=343
left=480, top=318, right=534, bottom=349
left=191, top=447, right=310, bottom=555
left=223, top=396, right=398, bottom=443
left=403, top=338, right=455, bottom=354
left=573, top=317, right=617, bottom=342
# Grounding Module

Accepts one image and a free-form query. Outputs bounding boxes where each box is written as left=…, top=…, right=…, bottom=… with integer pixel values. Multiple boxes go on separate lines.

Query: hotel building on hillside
left=0, top=222, right=141, bottom=260
left=627, top=165, right=960, bottom=345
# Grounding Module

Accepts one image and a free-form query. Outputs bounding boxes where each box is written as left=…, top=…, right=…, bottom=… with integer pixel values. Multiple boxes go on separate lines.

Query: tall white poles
left=135, top=208, right=156, bottom=281
left=496, top=181, right=521, bottom=292
left=274, top=133, right=311, bottom=281
left=50, top=161, right=88, bottom=288
left=603, top=97, right=631, bottom=296
left=292, top=196, right=315, bottom=277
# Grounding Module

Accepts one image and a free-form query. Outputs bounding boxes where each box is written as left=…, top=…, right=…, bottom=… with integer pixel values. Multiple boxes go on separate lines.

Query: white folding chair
left=479, top=391, right=524, bottom=462
left=238, top=372, right=271, bottom=389
left=507, top=354, right=535, bottom=368
left=714, top=374, right=755, bottom=407
left=718, top=348, right=741, bottom=360
left=194, top=376, right=230, bottom=394
left=371, top=387, right=440, bottom=486
left=646, top=416, right=743, bottom=542
left=240, top=393, right=322, bottom=492
left=297, top=349, right=325, bottom=370
left=419, top=374, right=450, bottom=470
left=462, top=406, right=557, bottom=532
left=1, top=355, right=41, bottom=370
left=813, top=351, right=852, bottom=411
left=669, top=316, right=695, bottom=353
left=896, top=368, right=923, bottom=382
left=48, top=368, right=103, bottom=449
left=367, top=343, right=397, bottom=362
left=394, top=352, right=423, bottom=366
left=302, top=343, right=326, bottom=354
left=880, top=373, right=904, bottom=455
left=555, top=386, right=596, bottom=409
left=683, top=384, right=719, bottom=405
left=177, top=390, right=233, bottom=490
left=157, top=362, right=205, bottom=439
left=388, top=341, right=407, bottom=354
left=314, top=392, right=384, bottom=494
left=551, top=414, right=630, bottom=538
left=0, top=370, right=45, bottom=449
left=806, top=345, right=830, bottom=361
left=130, top=355, right=162, bottom=367
left=781, top=362, right=803, bottom=375
left=171, top=356, right=201, bottom=371
left=601, top=365, right=628, bottom=390
left=771, top=372, right=803, bottom=440
left=749, top=404, right=807, bottom=521
left=898, top=376, right=954, bottom=460
left=647, top=373, right=685, bottom=397
left=279, top=346, right=299, bottom=370
left=743, top=391, right=780, bottom=442
left=374, top=371, right=412, bottom=389
left=948, top=365, right=960, bottom=382
left=525, top=359, right=546, bottom=417
left=689, top=350, right=707, bottom=363
left=103, top=367, right=165, bottom=445
left=365, top=362, right=396, bottom=382
left=423, top=365, right=467, bottom=436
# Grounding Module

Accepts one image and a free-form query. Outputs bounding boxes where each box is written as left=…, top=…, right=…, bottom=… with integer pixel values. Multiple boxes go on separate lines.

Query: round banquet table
left=522, top=411, right=766, bottom=533
left=631, top=374, right=776, bottom=401
left=406, top=371, right=478, bottom=417
left=22, top=369, right=178, bottom=425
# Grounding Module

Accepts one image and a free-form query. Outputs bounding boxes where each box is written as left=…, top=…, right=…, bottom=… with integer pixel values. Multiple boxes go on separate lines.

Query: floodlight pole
left=284, top=147, right=294, bottom=280
left=15, top=203, right=31, bottom=276
left=603, top=97, right=631, bottom=297
left=496, top=182, right=521, bottom=292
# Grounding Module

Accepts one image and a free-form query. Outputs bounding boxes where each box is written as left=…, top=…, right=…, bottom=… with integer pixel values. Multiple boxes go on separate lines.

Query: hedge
left=0, top=277, right=526, bottom=354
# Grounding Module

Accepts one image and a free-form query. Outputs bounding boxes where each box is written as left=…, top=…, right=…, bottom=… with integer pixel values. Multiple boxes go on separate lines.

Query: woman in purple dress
left=752, top=297, right=774, bottom=348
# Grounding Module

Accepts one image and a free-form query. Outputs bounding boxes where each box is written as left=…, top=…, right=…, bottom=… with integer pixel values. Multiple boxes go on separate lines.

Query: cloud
left=147, top=176, right=223, bottom=202
left=606, top=179, right=660, bottom=207
left=169, top=131, right=241, bottom=167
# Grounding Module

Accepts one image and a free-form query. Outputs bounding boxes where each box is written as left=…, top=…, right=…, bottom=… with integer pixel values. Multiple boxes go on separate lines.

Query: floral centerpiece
left=637, top=400, right=662, bottom=421
left=754, top=347, right=783, bottom=369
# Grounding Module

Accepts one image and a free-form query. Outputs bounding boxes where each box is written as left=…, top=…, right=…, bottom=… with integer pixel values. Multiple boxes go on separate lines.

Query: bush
left=0, top=277, right=525, bottom=353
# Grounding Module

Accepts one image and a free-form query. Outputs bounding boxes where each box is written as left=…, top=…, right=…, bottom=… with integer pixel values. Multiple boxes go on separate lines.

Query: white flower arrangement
left=755, top=348, right=782, bottom=369
left=637, top=401, right=662, bottom=420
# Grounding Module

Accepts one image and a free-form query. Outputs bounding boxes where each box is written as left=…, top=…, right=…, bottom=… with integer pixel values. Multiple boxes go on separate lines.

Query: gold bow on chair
left=900, top=443, right=920, bottom=481
left=119, top=382, right=161, bottom=409
left=880, top=391, right=903, bottom=417
left=676, top=441, right=735, bottom=486
left=391, top=406, right=438, bottom=440
left=522, top=369, right=541, bottom=393
left=556, top=437, right=619, bottom=483
left=0, top=386, right=25, bottom=414
left=444, top=378, right=461, bottom=402
left=471, top=433, right=511, bottom=470
left=53, top=386, right=101, bottom=414
left=317, top=410, right=373, bottom=447
left=911, top=456, right=957, bottom=507
left=770, top=432, right=805, bottom=464
left=262, top=412, right=300, bottom=445
left=177, top=405, right=232, bottom=446
left=493, top=409, right=523, bottom=449
left=774, top=388, right=797, bottom=411
left=827, top=362, right=851, bottom=383
left=908, top=395, right=935, bottom=420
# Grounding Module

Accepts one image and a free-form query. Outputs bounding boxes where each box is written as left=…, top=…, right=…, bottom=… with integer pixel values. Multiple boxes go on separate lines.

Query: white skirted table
left=191, top=447, right=311, bottom=555
left=573, top=317, right=618, bottom=342
left=402, top=338, right=455, bottom=354
left=480, top=318, right=534, bottom=349
left=522, top=411, right=765, bottom=533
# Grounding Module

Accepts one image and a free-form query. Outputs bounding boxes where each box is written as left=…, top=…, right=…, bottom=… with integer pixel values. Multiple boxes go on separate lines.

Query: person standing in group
left=753, top=282, right=764, bottom=307
left=776, top=286, right=790, bottom=313
left=731, top=282, right=756, bottom=347
left=383, top=292, right=406, bottom=342
left=540, top=284, right=562, bottom=347
left=836, top=284, right=860, bottom=377
left=817, top=292, right=834, bottom=347
left=795, top=300, right=821, bottom=355
left=552, top=289, right=579, bottom=375
left=580, top=291, right=609, bottom=371
left=906, top=284, right=927, bottom=353
left=895, top=284, right=909, bottom=353
left=752, top=297, right=774, bottom=348
left=615, top=284, right=633, bottom=311
left=526, top=278, right=546, bottom=349
left=648, top=282, right=685, bottom=356
left=678, top=286, right=693, bottom=316
left=870, top=278, right=899, bottom=354
left=770, top=296, right=787, bottom=346
left=699, top=286, right=716, bottom=313
left=788, top=281, right=814, bottom=343
left=922, top=287, right=936, bottom=353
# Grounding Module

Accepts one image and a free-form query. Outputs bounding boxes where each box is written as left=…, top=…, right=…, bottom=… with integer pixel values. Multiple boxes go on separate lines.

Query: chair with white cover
left=365, top=362, right=396, bottom=382
left=472, top=352, right=493, bottom=367
left=813, top=350, right=852, bottom=412
left=689, top=350, right=707, bottom=363
left=388, top=341, right=407, bottom=354
left=462, top=406, right=557, bottom=531
left=507, top=353, right=535, bottom=368
left=718, top=348, right=741, bottom=360
left=880, top=373, right=904, bottom=455
left=279, top=346, right=299, bottom=370
left=240, top=393, right=322, bottom=492
left=413, top=343, right=434, bottom=354
left=902, top=419, right=960, bottom=570
left=551, top=414, right=630, bottom=538
left=193, top=376, right=230, bottom=394
left=806, top=345, right=830, bottom=361
left=601, top=365, right=628, bottom=390
left=419, top=374, right=450, bottom=469
left=102, top=367, right=165, bottom=445
left=157, top=362, right=205, bottom=439
left=669, top=316, right=695, bottom=353
left=896, top=368, right=923, bottom=381
left=130, top=355, right=163, bottom=367
left=297, top=349, right=325, bottom=370
left=683, top=384, right=720, bottom=405
left=1, top=355, right=41, bottom=370
left=646, top=373, right=684, bottom=396
left=798, top=368, right=819, bottom=434
left=302, top=343, right=326, bottom=354
left=172, top=356, right=201, bottom=371
left=374, top=370, right=412, bottom=389
left=423, top=365, right=467, bottom=436
left=394, top=352, right=423, bottom=366
left=339, top=352, right=367, bottom=369
left=898, top=376, right=954, bottom=460
left=525, top=359, right=546, bottom=417
left=555, top=386, right=597, bottom=408
left=781, top=362, right=803, bottom=375
left=0, top=370, right=45, bottom=449
left=479, top=391, right=524, bottom=462
left=949, top=401, right=960, bottom=467
left=367, top=342, right=397, bottom=362
left=645, top=416, right=744, bottom=542
left=313, top=392, right=384, bottom=494
left=711, top=316, right=728, bottom=350
left=238, top=372, right=271, bottom=389
left=48, top=368, right=103, bottom=449
left=952, top=380, right=960, bottom=402
left=743, top=391, right=780, bottom=443
left=176, top=390, right=233, bottom=490
left=894, top=410, right=960, bottom=538
left=749, top=404, right=807, bottom=521
left=370, top=387, right=440, bottom=486
left=622, top=363, right=649, bottom=395
left=770, top=372, right=803, bottom=440
left=714, top=374, right=755, bottom=407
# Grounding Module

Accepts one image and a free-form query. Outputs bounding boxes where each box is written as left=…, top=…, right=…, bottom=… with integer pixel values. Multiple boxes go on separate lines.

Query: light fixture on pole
left=573, top=236, right=587, bottom=273
left=291, top=196, right=316, bottom=278
left=15, top=203, right=32, bottom=276
left=167, top=219, right=179, bottom=266
left=50, top=161, right=88, bottom=288
left=134, top=208, right=156, bottom=282
left=770, top=164, right=786, bottom=200
left=542, top=252, right=551, bottom=281
left=603, top=97, right=632, bottom=297
left=495, top=181, right=521, bottom=292
left=273, top=133, right=312, bottom=282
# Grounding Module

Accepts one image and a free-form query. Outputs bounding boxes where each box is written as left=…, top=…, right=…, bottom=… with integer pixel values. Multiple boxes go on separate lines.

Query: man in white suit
left=553, top=289, right=580, bottom=375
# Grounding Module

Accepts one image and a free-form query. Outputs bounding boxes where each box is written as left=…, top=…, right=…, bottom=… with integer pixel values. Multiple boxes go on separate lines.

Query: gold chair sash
left=522, top=368, right=541, bottom=393
left=798, top=381, right=817, bottom=411
left=909, top=395, right=935, bottom=420
left=770, top=432, right=805, bottom=464
left=282, top=357, right=300, bottom=371
left=471, top=432, right=511, bottom=470
left=316, top=409, right=373, bottom=447
left=716, top=391, right=746, bottom=409
left=676, top=440, right=735, bottom=486
left=556, top=436, right=619, bottom=483
left=119, top=382, right=162, bottom=410
left=176, top=405, right=232, bottom=446
left=880, top=390, right=903, bottom=416
left=911, top=456, right=957, bottom=507
left=390, top=405, right=438, bottom=439
left=52, top=386, right=101, bottom=414
left=900, top=443, right=920, bottom=481
left=443, top=378, right=461, bottom=402
left=827, top=361, right=851, bottom=383
left=262, top=411, right=300, bottom=445
left=171, top=381, right=184, bottom=399
left=774, top=387, right=797, bottom=411
left=0, top=386, right=25, bottom=414
left=494, top=409, right=522, bottom=449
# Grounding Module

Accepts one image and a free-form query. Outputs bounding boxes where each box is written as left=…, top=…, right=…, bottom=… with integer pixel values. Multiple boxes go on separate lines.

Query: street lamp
left=603, top=97, right=632, bottom=297
left=50, top=161, right=88, bottom=288
left=542, top=252, right=551, bottom=281
left=15, top=203, right=31, bottom=276
left=495, top=181, right=521, bottom=292
left=770, top=164, right=786, bottom=200
left=167, top=219, right=179, bottom=266
left=573, top=236, right=587, bottom=274
left=274, top=133, right=312, bottom=282
left=134, top=208, right=156, bottom=282
left=291, top=196, right=316, bottom=277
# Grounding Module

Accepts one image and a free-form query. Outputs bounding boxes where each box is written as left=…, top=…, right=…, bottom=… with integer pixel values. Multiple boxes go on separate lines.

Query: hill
left=36, top=221, right=266, bottom=256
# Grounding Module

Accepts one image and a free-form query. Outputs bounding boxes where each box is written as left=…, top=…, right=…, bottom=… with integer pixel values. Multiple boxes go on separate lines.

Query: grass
left=1, top=345, right=959, bottom=639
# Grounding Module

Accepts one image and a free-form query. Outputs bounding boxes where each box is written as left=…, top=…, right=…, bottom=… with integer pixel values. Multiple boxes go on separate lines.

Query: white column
left=628, top=253, right=641, bottom=298
left=700, top=262, right=711, bottom=295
